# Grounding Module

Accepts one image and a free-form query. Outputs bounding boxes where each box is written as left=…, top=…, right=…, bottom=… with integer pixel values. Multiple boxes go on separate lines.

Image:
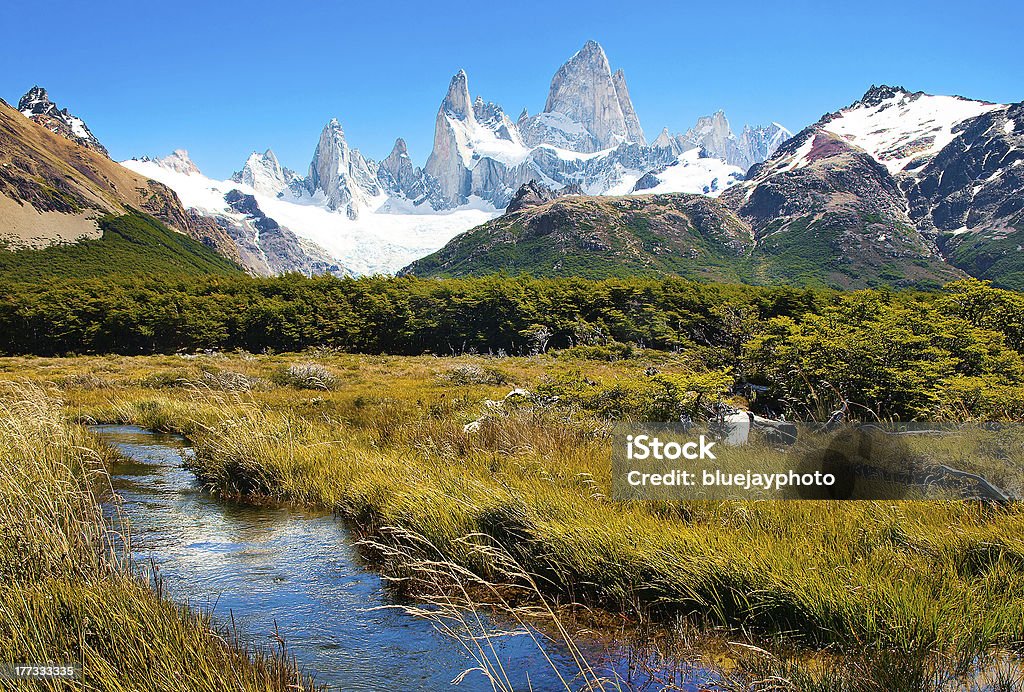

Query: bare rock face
left=220, top=189, right=348, bottom=276
left=18, top=86, right=109, bottom=157
left=651, top=127, right=693, bottom=156
left=612, top=69, right=645, bottom=146
left=541, top=40, right=630, bottom=152
left=424, top=71, right=473, bottom=208
left=681, top=112, right=791, bottom=172
left=306, top=118, right=381, bottom=218
left=517, top=41, right=649, bottom=153
left=903, top=101, right=1024, bottom=285
left=684, top=111, right=739, bottom=163
left=505, top=179, right=582, bottom=213
left=736, top=123, right=791, bottom=171
left=377, top=137, right=428, bottom=202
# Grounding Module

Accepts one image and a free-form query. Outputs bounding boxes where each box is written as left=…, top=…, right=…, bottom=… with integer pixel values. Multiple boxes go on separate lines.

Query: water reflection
left=94, top=425, right=684, bottom=691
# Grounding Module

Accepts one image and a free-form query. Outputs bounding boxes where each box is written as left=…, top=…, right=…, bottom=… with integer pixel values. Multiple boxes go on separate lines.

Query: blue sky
left=2, top=0, right=1021, bottom=179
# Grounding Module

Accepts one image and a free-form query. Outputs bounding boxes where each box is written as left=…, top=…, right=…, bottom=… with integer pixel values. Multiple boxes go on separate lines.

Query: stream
left=92, top=425, right=706, bottom=692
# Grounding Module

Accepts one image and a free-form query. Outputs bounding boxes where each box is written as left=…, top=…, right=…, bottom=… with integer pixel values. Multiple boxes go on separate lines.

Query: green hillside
left=401, top=193, right=962, bottom=290
left=0, top=211, right=242, bottom=281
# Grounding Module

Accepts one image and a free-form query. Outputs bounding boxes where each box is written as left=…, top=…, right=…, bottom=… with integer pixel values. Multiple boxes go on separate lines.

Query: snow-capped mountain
left=819, top=85, right=1003, bottom=174
left=416, top=41, right=784, bottom=210
left=524, top=40, right=644, bottom=152
left=140, top=149, right=201, bottom=175
left=631, top=149, right=744, bottom=196
left=304, top=118, right=384, bottom=218
left=124, top=151, right=345, bottom=276
left=720, top=85, right=1023, bottom=288
left=18, top=86, right=109, bottom=157
left=17, top=42, right=786, bottom=277
left=677, top=111, right=792, bottom=172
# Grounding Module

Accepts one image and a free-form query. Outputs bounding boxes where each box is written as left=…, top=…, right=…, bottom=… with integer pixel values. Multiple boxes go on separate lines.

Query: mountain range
left=2, top=41, right=1021, bottom=290
left=408, top=85, right=1023, bottom=289
left=115, top=41, right=789, bottom=276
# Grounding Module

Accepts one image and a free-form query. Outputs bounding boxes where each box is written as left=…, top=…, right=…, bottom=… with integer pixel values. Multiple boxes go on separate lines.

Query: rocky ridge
left=18, top=86, right=109, bottom=157
left=721, top=85, right=1022, bottom=288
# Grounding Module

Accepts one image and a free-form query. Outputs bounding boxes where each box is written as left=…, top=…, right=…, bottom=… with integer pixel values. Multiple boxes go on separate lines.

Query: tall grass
left=0, top=382, right=318, bottom=692
left=118, top=385, right=1024, bottom=659
left=6, top=352, right=1024, bottom=690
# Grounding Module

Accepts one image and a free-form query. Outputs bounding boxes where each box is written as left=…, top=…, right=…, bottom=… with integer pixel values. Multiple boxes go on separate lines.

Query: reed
left=0, top=382, right=318, bottom=691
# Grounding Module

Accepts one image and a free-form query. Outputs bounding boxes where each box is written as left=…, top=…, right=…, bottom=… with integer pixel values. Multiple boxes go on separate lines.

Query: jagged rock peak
left=506, top=179, right=583, bottom=214
left=389, top=137, right=409, bottom=157
left=17, top=86, right=53, bottom=115
left=244, top=149, right=282, bottom=175
left=17, top=85, right=109, bottom=157
left=379, top=136, right=428, bottom=203
left=307, top=117, right=380, bottom=217
left=442, top=70, right=473, bottom=120
left=158, top=149, right=201, bottom=175
left=231, top=148, right=298, bottom=196
left=543, top=40, right=632, bottom=149
left=858, top=84, right=912, bottom=107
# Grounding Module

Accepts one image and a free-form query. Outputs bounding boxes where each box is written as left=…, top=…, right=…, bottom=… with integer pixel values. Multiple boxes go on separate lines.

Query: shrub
left=438, top=363, right=509, bottom=386
left=552, top=341, right=635, bottom=361
left=274, top=362, right=337, bottom=390
left=536, top=368, right=734, bottom=421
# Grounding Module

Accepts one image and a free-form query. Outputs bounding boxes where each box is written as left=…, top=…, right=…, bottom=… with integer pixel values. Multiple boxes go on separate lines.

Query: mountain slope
left=404, top=177, right=961, bottom=289
left=0, top=210, right=241, bottom=282
left=719, top=129, right=959, bottom=287
left=903, top=100, right=1024, bottom=288
left=0, top=96, right=239, bottom=262
left=18, top=86, right=109, bottom=157
left=721, top=85, right=1022, bottom=289
left=99, top=42, right=787, bottom=275
left=123, top=152, right=495, bottom=276
left=401, top=190, right=755, bottom=281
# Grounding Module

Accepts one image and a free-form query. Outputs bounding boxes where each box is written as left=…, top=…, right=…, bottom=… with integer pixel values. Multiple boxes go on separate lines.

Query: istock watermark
left=610, top=422, right=1021, bottom=502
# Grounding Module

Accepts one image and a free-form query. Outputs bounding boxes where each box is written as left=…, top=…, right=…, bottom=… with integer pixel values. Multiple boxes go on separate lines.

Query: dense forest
left=2, top=273, right=1022, bottom=419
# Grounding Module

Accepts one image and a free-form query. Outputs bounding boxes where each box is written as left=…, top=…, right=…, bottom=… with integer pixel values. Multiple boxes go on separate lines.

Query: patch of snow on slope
left=122, top=158, right=498, bottom=276
left=824, top=93, right=1005, bottom=174
left=530, top=111, right=587, bottom=136
left=603, top=171, right=645, bottom=196
left=447, top=114, right=531, bottom=167
left=632, top=149, right=744, bottom=197
left=783, top=135, right=816, bottom=172
left=66, top=115, right=90, bottom=140
left=1005, top=119, right=1016, bottom=134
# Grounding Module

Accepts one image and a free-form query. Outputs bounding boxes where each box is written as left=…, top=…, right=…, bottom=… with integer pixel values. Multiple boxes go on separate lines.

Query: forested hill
left=0, top=211, right=242, bottom=282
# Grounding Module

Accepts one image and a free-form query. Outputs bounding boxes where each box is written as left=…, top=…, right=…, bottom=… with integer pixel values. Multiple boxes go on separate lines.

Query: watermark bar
left=0, top=664, right=79, bottom=680
left=611, top=421, right=1022, bottom=502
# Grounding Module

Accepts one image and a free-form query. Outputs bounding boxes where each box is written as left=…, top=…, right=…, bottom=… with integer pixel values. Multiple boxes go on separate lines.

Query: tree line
left=2, top=274, right=1022, bottom=419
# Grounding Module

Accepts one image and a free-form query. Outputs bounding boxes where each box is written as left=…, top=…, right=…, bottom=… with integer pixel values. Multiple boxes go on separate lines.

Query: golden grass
left=2, top=351, right=1023, bottom=689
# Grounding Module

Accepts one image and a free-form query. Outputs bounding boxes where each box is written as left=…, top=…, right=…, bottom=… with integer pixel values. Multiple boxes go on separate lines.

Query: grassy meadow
left=1, top=349, right=1021, bottom=690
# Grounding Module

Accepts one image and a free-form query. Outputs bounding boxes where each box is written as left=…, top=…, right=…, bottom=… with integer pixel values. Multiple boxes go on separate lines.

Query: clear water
left=93, top=424, right=707, bottom=692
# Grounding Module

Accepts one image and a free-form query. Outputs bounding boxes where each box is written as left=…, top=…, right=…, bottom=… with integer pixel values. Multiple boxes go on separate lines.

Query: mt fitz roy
left=235, top=40, right=786, bottom=214
left=111, top=41, right=790, bottom=276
